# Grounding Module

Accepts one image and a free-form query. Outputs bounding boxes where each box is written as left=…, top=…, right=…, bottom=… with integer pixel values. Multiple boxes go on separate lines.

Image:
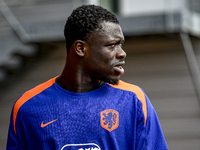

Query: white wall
left=87, top=0, right=99, bottom=5
left=119, top=0, right=187, bottom=16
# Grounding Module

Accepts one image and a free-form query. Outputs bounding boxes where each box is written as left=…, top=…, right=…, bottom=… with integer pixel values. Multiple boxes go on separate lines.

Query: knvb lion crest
left=100, top=109, right=119, bottom=132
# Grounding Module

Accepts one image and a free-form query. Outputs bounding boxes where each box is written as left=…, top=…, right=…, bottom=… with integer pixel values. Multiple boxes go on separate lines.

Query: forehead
left=89, top=22, right=124, bottom=42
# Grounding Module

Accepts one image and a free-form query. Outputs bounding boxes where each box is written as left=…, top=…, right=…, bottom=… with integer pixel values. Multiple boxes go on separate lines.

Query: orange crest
left=100, top=109, right=119, bottom=132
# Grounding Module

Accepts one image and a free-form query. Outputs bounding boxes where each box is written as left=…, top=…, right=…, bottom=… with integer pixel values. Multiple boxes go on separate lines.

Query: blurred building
left=1, top=0, right=200, bottom=81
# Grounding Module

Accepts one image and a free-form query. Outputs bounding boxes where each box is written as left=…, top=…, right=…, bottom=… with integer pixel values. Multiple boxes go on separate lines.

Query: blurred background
left=0, top=0, right=200, bottom=149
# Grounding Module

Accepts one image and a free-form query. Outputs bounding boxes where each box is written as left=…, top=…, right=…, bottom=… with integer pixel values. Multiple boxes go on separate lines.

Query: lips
left=113, top=62, right=125, bottom=75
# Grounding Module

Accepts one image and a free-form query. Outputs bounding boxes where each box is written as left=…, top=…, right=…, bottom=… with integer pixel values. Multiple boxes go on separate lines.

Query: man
left=7, top=5, right=168, bottom=150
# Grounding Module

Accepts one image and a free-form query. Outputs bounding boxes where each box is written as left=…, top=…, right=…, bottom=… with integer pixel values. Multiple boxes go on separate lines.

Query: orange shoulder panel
left=110, top=80, right=147, bottom=125
left=13, top=77, right=57, bottom=135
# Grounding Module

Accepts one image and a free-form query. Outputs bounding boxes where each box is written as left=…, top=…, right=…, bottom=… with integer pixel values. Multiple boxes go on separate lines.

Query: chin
left=102, top=76, right=119, bottom=85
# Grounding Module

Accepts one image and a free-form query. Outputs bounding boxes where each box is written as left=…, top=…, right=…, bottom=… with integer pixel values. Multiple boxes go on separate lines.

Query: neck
left=59, top=63, right=103, bottom=93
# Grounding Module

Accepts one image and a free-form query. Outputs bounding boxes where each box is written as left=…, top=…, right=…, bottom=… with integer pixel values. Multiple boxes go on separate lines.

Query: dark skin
left=59, top=21, right=126, bottom=93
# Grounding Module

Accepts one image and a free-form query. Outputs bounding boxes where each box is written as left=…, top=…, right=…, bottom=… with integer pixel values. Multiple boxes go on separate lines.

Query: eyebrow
left=108, top=38, right=125, bottom=44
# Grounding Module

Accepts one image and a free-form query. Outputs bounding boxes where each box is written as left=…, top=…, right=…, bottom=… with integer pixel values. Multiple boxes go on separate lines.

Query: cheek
left=88, top=55, right=112, bottom=74
left=87, top=47, right=116, bottom=70
left=97, top=56, right=113, bottom=68
left=97, top=50, right=115, bottom=64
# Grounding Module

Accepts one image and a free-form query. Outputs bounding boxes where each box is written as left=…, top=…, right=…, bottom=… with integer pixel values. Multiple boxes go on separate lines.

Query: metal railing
left=0, top=0, right=30, bottom=43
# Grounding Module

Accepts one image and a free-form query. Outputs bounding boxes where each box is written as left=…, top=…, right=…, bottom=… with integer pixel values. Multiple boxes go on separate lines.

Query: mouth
left=113, top=62, right=125, bottom=75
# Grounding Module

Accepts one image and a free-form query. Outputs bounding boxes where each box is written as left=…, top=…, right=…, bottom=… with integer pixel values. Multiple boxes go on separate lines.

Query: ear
left=74, top=40, right=86, bottom=57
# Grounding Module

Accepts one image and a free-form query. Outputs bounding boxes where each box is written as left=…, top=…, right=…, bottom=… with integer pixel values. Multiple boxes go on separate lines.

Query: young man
left=7, top=5, right=168, bottom=150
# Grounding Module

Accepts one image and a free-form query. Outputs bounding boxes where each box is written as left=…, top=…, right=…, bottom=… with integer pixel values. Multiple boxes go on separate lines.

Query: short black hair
left=64, top=5, right=119, bottom=50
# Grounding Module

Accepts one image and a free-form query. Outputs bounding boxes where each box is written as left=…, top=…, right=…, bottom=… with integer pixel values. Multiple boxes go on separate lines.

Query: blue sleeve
left=136, top=94, right=168, bottom=150
left=6, top=106, right=25, bottom=150
left=145, top=94, right=168, bottom=149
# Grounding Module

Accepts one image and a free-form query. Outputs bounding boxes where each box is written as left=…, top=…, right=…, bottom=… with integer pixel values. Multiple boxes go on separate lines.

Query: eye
left=120, top=41, right=124, bottom=48
left=110, top=44, right=116, bottom=48
left=106, top=43, right=116, bottom=49
left=106, top=40, right=124, bottom=49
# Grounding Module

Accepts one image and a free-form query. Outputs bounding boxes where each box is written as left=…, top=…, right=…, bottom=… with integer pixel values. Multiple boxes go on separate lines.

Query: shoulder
left=12, top=76, right=57, bottom=134
left=109, top=80, right=145, bottom=99
left=109, top=80, right=147, bottom=125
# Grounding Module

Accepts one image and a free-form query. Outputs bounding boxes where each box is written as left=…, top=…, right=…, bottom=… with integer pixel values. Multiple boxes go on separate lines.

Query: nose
left=116, top=47, right=126, bottom=59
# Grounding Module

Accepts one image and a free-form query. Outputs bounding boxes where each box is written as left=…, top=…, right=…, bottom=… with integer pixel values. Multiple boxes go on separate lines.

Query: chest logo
left=41, top=119, right=58, bottom=128
left=100, top=109, right=119, bottom=132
